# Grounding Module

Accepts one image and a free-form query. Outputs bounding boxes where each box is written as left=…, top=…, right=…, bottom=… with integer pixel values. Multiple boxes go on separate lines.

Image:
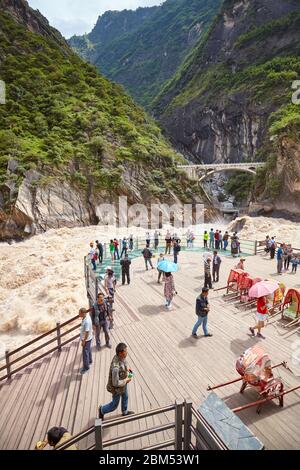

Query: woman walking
left=249, top=296, right=269, bottom=339
left=164, top=272, right=176, bottom=309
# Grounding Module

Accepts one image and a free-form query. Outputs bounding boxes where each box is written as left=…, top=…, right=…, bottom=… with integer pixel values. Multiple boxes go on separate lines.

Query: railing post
left=5, top=350, right=11, bottom=380
left=183, top=399, right=192, bottom=450
left=84, top=256, right=87, bottom=288
left=86, top=258, right=90, bottom=290
left=56, top=322, right=62, bottom=352
left=95, top=278, right=99, bottom=302
left=175, top=400, right=183, bottom=450
left=95, top=418, right=103, bottom=450
left=254, top=240, right=258, bottom=256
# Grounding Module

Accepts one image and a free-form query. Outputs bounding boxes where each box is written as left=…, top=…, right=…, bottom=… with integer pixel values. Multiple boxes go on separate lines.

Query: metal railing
left=0, top=315, right=80, bottom=382
left=256, top=240, right=300, bottom=255
left=55, top=399, right=228, bottom=451
left=178, top=163, right=264, bottom=170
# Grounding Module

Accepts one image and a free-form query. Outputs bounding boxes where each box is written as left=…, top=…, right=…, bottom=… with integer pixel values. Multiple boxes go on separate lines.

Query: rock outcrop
left=155, top=0, right=300, bottom=164
left=0, top=0, right=207, bottom=240
left=251, top=137, right=300, bottom=219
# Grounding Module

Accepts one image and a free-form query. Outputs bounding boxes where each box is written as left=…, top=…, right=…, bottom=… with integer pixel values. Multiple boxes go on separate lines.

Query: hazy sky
left=27, top=0, right=162, bottom=38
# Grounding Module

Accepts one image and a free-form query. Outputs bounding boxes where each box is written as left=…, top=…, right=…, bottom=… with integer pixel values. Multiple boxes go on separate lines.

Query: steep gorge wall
left=156, top=0, right=300, bottom=164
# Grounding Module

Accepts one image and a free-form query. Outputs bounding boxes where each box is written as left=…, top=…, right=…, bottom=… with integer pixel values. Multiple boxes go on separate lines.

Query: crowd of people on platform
left=264, top=236, right=299, bottom=274
left=37, top=226, right=300, bottom=449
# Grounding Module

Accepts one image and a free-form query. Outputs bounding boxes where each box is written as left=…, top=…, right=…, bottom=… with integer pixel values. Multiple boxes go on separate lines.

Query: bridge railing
left=178, top=162, right=264, bottom=169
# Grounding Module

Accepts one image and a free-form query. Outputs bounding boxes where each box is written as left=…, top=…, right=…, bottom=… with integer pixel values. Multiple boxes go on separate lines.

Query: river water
left=0, top=216, right=299, bottom=355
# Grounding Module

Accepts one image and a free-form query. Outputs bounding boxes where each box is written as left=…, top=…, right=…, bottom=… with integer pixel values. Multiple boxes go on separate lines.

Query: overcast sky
left=27, top=0, right=162, bottom=38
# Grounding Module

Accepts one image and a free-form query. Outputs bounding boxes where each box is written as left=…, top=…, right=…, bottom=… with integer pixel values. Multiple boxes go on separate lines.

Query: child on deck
left=291, top=256, right=299, bottom=274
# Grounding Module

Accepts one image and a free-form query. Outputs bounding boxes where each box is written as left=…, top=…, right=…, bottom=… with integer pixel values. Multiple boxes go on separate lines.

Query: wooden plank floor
left=1, top=250, right=300, bottom=450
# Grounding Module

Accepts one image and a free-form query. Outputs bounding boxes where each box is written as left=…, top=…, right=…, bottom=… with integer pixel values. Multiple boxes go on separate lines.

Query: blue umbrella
left=157, top=260, right=179, bottom=273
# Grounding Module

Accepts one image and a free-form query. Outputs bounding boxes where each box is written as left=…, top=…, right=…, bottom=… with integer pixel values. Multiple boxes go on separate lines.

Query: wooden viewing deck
left=0, top=250, right=300, bottom=450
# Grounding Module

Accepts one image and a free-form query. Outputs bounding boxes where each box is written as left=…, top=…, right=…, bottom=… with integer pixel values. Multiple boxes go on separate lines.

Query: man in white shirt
left=79, top=307, right=93, bottom=375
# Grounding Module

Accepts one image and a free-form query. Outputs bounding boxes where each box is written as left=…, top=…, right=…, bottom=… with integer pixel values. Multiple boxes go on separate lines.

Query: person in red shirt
left=214, top=230, right=219, bottom=249
left=249, top=296, right=269, bottom=339
left=113, top=238, right=120, bottom=260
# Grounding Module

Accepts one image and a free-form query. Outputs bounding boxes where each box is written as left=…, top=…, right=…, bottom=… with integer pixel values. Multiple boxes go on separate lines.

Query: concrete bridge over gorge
left=178, top=162, right=264, bottom=182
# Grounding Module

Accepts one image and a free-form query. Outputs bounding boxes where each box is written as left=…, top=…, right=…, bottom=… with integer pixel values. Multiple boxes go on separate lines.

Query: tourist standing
left=142, top=245, right=154, bottom=270
left=249, top=296, right=269, bottom=339
left=264, top=236, right=270, bottom=255
left=173, top=239, right=181, bottom=264
left=121, top=237, right=128, bottom=258
left=285, top=245, right=293, bottom=271
left=89, top=242, right=97, bottom=271
left=209, top=229, right=214, bottom=250
left=157, top=253, right=165, bottom=283
left=219, top=231, right=223, bottom=250
left=270, top=237, right=276, bottom=259
left=154, top=230, right=160, bottom=250
left=192, top=287, right=213, bottom=338
left=214, top=230, right=219, bottom=250
left=120, top=254, right=131, bottom=285
left=129, top=234, right=134, bottom=251
left=145, top=232, right=151, bottom=247
left=231, top=233, right=239, bottom=257
left=203, top=230, right=208, bottom=249
left=109, top=240, right=115, bottom=261
left=277, top=244, right=283, bottom=274
left=204, top=258, right=212, bottom=289
left=223, top=231, right=229, bottom=251
left=165, top=230, right=172, bottom=254
left=113, top=239, right=120, bottom=260
left=164, top=272, right=176, bottom=309
left=190, top=231, right=195, bottom=248
left=104, top=267, right=116, bottom=329
left=78, top=307, right=93, bottom=374
left=90, top=292, right=112, bottom=350
left=212, top=251, right=222, bottom=283
left=186, top=229, right=191, bottom=248
left=98, top=343, right=134, bottom=420
left=282, top=245, right=289, bottom=271
left=291, top=255, right=299, bottom=273
left=104, top=267, right=117, bottom=299
left=96, top=240, right=103, bottom=264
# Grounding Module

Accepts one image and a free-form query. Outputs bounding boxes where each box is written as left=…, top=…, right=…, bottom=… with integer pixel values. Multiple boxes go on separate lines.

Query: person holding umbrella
left=164, top=272, right=177, bottom=309
left=157, top=260, right=178, bottom=309
left=248, top=280, right=278, bottom=339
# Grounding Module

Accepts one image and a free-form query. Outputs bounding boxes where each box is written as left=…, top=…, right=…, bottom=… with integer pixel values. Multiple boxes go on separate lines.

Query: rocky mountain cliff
left=154, top=0, right=300, bottom=166
left=69, top=0, right=222, bottom=108
left=0, top=0, right=205, bottom=240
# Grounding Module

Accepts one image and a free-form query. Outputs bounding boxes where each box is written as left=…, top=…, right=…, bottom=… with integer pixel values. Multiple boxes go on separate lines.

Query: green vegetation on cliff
left=69, top=0, right=222, bottom=108
left=0, top=9, right=200, bottom=202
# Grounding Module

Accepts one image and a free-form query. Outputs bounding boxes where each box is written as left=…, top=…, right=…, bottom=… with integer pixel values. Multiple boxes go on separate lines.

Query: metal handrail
left=56, top=403, right=177, bottom=450
left=143, top=439, right=175, bottom=450
left=0, top=316, right=81, bottom=381
left=57, top=401, right=231, bottom=451
left=103, top=422, right=175, bottom=448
